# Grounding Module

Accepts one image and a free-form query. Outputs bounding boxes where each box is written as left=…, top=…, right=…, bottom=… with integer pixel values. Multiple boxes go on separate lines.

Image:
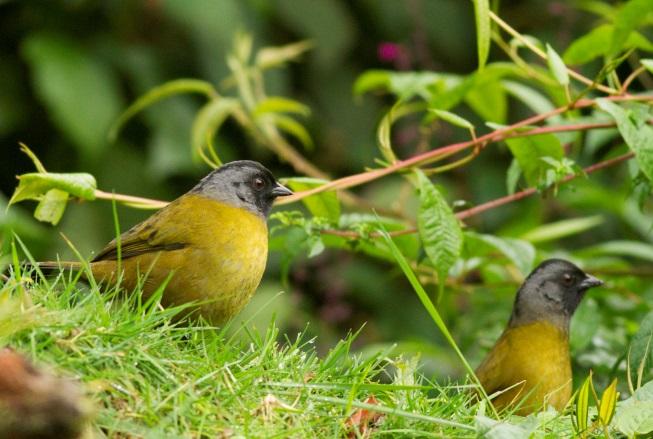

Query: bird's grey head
left=191, top=160, right=292, bottom=218
left=510, top=258, right=603, bottom=330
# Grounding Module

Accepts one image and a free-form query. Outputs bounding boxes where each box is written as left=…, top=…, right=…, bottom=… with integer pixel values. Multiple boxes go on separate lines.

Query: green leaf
left=268, top=114, right=313, bottom=151
left=353, top=70, right=392, bottom=95
left=571, top=298, right=602, bottom=352
left=643, top=58, right=653, bottom=74
left=610, top=0, right=653, bottom=57
left=465, top=232, right=535, bottom=276
left=415, top=170, right=463, bottom=288
left=253, top=97, right=311, bottom=117
left=576, top=373, right=592, bottom=433
left=596, top=99, right=653, bottom=182
left=191, top=98, right=239, bottom=164
left=377, top=111, right=398, bottom=164
left=428, top=109, right=474, bottom=130
left=627, top=311, right=653, bottom=386
left=506, top=159, right=522, bottom=195
left=502, top=81, right=555, bottom=114
left=599, top=379, right=619, bottom=426
left=520, top=215, right=603, bottom=243
left=255, top=40, right=313, bottom=69
left=109, top=79, right=216, bottom=142
left=33, top=189, right=68, bottom=225
left=582, top=240, right=653, bottom=262
left=283, top=177, right=340, bottom=222
left=22, top=33, right=123, bottom=158
left=473, top=0, right=491, bottom=70
left=564, top=24, right=653, bottom=65
left=546, top=44, right=570, bottom=86
left=614, top=398, right=653, bottom=436
left=465, top=78, right=507, bottom=124
left=9, top=172, right=97, bottom=205
left=504, top=134, right=564, bottom=187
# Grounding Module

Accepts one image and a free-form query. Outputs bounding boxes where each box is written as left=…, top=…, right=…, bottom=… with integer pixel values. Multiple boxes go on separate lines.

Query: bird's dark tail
left=22, top=261, right=84, bottom=275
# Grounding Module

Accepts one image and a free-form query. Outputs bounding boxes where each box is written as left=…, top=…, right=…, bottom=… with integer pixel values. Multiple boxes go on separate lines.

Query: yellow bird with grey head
left=37, top=160, right=292, bottom=324
left=475, top=258, right=603, bottom=415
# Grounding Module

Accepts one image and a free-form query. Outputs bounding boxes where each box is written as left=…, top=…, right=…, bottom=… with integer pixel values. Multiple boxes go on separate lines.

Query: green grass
left=0, top=264, right=580, bottom=438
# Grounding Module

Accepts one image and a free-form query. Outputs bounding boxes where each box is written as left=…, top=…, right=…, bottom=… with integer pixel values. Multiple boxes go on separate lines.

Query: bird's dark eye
left=563, top=273, right=573, bottom=284
left=253, top=177, right=265, bottom=190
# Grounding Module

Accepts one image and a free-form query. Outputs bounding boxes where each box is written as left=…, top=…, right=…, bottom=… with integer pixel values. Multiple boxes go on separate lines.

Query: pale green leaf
left=428, top=109, right=474, bottom=130
left=415, top=170, right=463, bottom=287
left=191, top=98, right=239, bottom=163
left=599, top=379, right=619, bottom=426
left=353, top=70, right=392, bottom=95
left=614, top=402, right=653, bottom=436
left=546, top=44, right=569, bottom=86
left=34, top=189, right=68, bottom=225
left=642, top=58, right=653, bottom=74
left=253, top=97, right=310, bottom=117
left=283, top=177, right=340, bottom=222
left=596, top=99, right=653, bottom=182
left=465, top=232, right=535, bottom=275
left=378, top=111, right=398, bottom=163
left=269, top=114, right=313, bottom=151
left=473, top=0, right=491, bottom=70
left=582, top=240, right=653, bottom=262
left=576, top=374, right=592, bottom=433
left=520, top=215, right=603, bottom=243
left=255, top=40, right=313, bottom=69
left=10, top=172, right=97, bottom=205
left=109, top=79, right=216, bottom=142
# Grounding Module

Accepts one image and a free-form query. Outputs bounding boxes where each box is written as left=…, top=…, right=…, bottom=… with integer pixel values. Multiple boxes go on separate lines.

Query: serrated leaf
left=109, top=79, right=216, bottom=142
left=520, top=215, right=603, bottom=243
left=610, top=0, right=653, bottom=57
left=428, top=109, right=474, bottom=130
left=191, top=98, right=239, bottom=163
left=597, top=99, right=653, bottom=182
left=465, top=233, right=535, bottom=275
left=576, top=373, right=592, bottom=433
left=283, top=177, right=340, bottom=222
left=269, top=114, right=313, bottom=150
left=255, top=40, right=313, bottom=69
left=546, top=44, right=569, bottom=86
left=505, top=134, right=564, bottom=187
left=599, top=378, right=619, bottom=426
left=34, top=189, right=68, bottom=225
left=253, top=97, right=310, bottom=117
left=473, top=0, right=490, bottom=70
left=10, top=172, right=97, bottom=205
left=415, top=170, right=463, bottom=288
left=564, top=25, right=653, bottom=65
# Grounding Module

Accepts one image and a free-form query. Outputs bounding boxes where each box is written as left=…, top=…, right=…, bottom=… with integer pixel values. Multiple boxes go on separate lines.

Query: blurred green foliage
left=2, top=0, right=653, bottom=406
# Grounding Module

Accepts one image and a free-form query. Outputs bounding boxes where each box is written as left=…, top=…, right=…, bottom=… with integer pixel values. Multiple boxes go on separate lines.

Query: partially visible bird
left=36, top=160, right=292, bottom=324
left=474, top=258, right=603, bottom=415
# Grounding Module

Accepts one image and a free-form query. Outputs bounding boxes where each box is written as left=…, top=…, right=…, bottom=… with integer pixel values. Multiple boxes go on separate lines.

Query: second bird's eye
left=253, top=177, right=265, bottom=190
left=563, top=273, right=573, bottom=284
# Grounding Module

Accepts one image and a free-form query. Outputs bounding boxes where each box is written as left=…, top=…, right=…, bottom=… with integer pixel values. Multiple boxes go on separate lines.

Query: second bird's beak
left=580, top=274, right=603, bottom=290
left=271, top=183, right=293, bottom=197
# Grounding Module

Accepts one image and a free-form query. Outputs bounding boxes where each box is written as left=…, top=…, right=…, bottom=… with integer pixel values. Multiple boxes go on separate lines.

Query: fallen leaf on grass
left=344, top=395, right=385, bottom=438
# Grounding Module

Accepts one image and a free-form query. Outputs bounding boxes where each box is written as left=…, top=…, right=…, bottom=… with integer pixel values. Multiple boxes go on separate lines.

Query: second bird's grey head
left=510, top=258, right=603, bottom=329
left=191, top=160, right=292, bottom=218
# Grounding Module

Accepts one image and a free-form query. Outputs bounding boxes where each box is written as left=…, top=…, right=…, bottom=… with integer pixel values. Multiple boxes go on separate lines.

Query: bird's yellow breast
left=91, top=194, right=269, bottom=323
left=475, top=320, right=572, bottom=414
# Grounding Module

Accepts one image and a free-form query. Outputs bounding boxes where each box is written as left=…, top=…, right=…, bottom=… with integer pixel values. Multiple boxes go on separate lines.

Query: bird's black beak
left=270, top=183, right=293, bottom=197
left=579, top=274, right=603, bottom=290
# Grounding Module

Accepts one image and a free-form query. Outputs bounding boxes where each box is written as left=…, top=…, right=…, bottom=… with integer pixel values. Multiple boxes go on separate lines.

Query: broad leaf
left=191, top=98, right=239, bottom=164
left=628, top=311, right=653, bottom=385
left=34, top=189, right=68, bottom=225
left=597, top=99, right=653, bottom=182
left=505, top=134, right=564, bottom=187
left=520, top=215, right=603, bottom=243
left=465, top=232, right=535, bottom=276
left=564, top=24, right=653, bottom=65
left=283, top=177, right=340, bottom=222
left=10, top=172, right=97, bottom=205
left=610, top=0, right=653, bottom=57
left=415, top=170, right=463, bottom=288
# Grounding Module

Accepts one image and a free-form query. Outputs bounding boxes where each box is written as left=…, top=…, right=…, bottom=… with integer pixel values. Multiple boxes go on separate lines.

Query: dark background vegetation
left=1, top=0, right=652, bottom=391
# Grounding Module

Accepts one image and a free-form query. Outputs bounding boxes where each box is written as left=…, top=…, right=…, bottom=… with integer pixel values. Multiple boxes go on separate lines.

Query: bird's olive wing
left=92, top=200, right=188, bottom=262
